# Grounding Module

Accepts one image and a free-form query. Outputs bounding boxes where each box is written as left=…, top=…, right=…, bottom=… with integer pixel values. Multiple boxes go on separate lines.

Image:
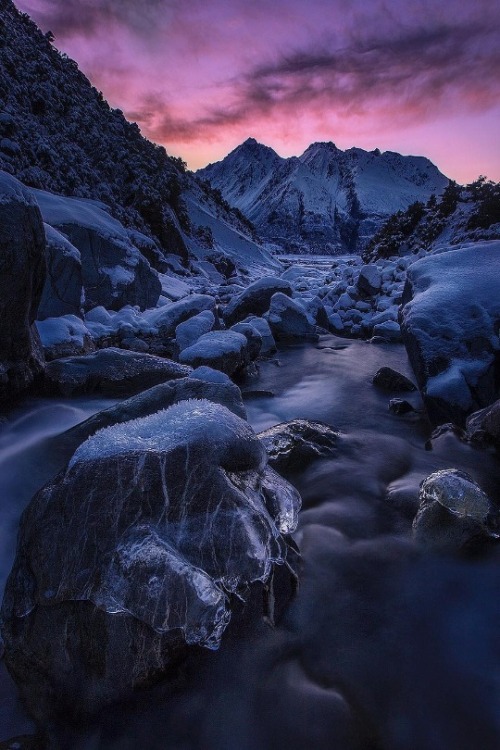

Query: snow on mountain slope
left=198, top=139, right=449, bottom=255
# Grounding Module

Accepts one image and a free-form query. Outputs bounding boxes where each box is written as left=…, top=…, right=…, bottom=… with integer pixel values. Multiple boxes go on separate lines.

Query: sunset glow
left=17, top=0, right=500, bottom=182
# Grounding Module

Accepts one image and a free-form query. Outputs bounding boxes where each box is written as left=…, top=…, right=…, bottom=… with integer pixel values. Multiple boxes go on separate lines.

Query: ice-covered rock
left=258, top=420, right=340, bottom=475
left=223, top=277, right=292, bottom=326
left=44, top=347, right=189, bottom=396
left=266, top=293, right=318, bottom=341
left=175, top=310, right=215, bottom=352
left=179, top=331, right=250, bottom=375
left=1, top=400, right=300, bottom=720
left=412, top=469, right=498, bottom=553
left=0, top=171, right=45, bottom=403
left=65, top=375, right=247, bottom=449
left=388, top=398, right=416, bottom=416
left=37, top=224, right=83, bottom=320
left=400, top=242, right=500, bottom=425
left=466, top=400, right=500, bottom=451
left=372, top=367, right=416, bottom=392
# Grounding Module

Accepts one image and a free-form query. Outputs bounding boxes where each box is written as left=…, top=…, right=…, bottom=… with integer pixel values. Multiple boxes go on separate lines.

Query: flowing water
left=1, top=338, right=499, bottom=748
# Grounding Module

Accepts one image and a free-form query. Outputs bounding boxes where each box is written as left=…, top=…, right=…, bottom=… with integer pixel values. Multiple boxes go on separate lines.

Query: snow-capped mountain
left=198, top=138, right=449, bottom=254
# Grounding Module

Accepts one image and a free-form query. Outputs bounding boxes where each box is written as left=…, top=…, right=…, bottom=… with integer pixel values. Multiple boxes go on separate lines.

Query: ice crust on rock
left=1, top=399, right=301, bottom=718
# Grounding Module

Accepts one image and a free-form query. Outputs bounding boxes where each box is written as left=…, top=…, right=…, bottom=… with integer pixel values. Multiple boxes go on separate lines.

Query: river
left=1, top=337, right=499, bottom=748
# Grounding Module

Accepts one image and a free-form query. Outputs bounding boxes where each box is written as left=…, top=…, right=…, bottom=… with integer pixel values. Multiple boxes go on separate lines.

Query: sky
left=17, top=0, right=500, bottom=182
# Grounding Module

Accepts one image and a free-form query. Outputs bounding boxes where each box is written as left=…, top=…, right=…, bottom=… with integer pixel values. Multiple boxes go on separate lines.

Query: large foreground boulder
left=1, top=400, right=301, bottom=721
left=0, top=171, right=46, bottom=403
left=223, top=277, right=292, bottom=326
left=400, top=242, right=500, bottom=426
left=44, top=347, right=189, bottom=396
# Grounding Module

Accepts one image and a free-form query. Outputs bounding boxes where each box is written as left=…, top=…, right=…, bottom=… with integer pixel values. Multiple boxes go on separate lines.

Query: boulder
left=37, top=224, right=83, bottom=320
left=223, top=277, right=292, bottom=326
left=266, top=293, right=318, bottom=341
left=1, top=400, right=301, bottom=721
left=33, top=189, right=161, bottom=312
left=372, top=320, right=402, bottom=342
left=36, top=315, right=96, bottom=361
left=258, top=420, right=340, bottom=475
left=373, top=367, right=416, bottom=392
left=44, top=347, right=189, bottom=396
left=242, top=316, right=277, bottom=355
left=0, top=171, right=46, bottom=403
left=412, top=469, right=498, bottom=553
left=179, top=331, right=250, bottom=376
left=231, top=322, right=263, bottom=360
left=465, top=400, right=500, bottom=450
left=400, top=242, right=500, bottom=426
left=357, top=264, right=382, bottom=296
left=145, top=294, right=216, bottom=338
left=175, top=310, right=215, bottom=352
left=388, top=398, right=416, bottom=416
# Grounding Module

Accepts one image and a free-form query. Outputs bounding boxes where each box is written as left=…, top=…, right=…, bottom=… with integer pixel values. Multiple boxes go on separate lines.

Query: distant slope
left=198, top=138, right=449, bottom=254
left=363, top=178, right=500, bottom=262
left=0, top=0, right=275, bottom=275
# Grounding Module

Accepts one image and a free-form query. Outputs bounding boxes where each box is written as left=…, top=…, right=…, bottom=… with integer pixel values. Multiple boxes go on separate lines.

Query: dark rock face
left=1, top=400, right=301, bottom=722
left=44, top=347, right=190, bottom=396
left=373, top=367, right=416, bottom=392
left=399, top=244, right=500, bottom=426
left=179, top=331, right=251, bottom=376
left=266, top=293, right=318, bottom=342
left=37, top=224, right=83, bottom=319
left=388, top=398, right=416, bottom=416
left=357, top=264, right=382, bottom=296
left=258, top=420, right=340, bottom=475
left=412, top=469, right=498, bottom=553
left=223, top=277, right=292, bottom=326
left=466, top=400, right=500, bottom=451
left=53, top=222, right=161, bottom=312
left=0, top=172, right=46, bottom=403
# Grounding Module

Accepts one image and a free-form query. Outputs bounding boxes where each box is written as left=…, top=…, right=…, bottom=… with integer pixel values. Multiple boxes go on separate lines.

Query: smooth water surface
left=1, top=338, right=499, bottom=748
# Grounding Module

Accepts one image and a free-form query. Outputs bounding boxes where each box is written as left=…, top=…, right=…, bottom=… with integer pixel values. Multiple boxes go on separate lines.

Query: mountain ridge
left=198, top=138, right=449, bottom=254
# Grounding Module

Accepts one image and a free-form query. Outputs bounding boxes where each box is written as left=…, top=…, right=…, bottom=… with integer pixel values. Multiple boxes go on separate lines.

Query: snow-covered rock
left=357, top=264, right=382, bottom=296
left=266, top=293, right=318, bottom=341
left=223, top=276, right=292, bottom=326
left=1, top=400, right=300, bottom=719
left=400, top=241, right=500, bottom=425
left=36, top=314, right=95, bottom=361
left=0, top=170, right=45, bottom=403
left=242, top=316, right=276, bottom=355
left=34, top=189, right=161, bottom=312
left=179, top=331, right=250, bottom=376
left=175, top=310, right=215, bottom=352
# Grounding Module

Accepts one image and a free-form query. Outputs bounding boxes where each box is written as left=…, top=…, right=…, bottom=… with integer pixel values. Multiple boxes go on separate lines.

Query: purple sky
left=17, top=0, right=500, bottom=181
